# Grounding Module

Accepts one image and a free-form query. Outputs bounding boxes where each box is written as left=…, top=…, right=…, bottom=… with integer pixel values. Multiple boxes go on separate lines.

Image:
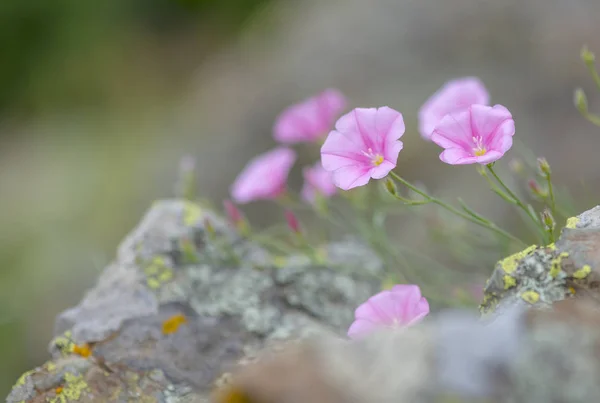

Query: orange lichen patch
left=162, top=313, right=188, bottom=335
left=55, top=386, right=64, bottom=394
left=71, top=343, right=92, bottom=358
left=213, top=386, right=254, bottom=403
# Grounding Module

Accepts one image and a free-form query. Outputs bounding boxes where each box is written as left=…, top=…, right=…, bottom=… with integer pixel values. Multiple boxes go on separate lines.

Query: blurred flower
left=301, top=162, right=337, bottom=203
left=321, top=107, right=405, bottom=190
left=347, top=284, right=429, bottom=339
left=418, top=77, right=489, bottom=140
left=508, top=158, right=524, bottom=175
left=528, top=179, right=547, bottom=198
left=431, top=104, right=515, bottom=165
left=274, top=89, right=347, bottom=144
left=231, top=148, right=297, bottom=203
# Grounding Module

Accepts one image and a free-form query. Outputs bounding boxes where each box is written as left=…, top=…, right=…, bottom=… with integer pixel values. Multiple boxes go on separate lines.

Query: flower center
left=472, top=136, right=486, bottom=156
left=362, top=148, right=384, bottom=166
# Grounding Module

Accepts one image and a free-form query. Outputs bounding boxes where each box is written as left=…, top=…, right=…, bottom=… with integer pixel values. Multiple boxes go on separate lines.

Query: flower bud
left=541, top=209, right=556, bottom=232
left=574, top=88, right=588, bottom=115
left=581, top=45, right=596, bottom=65
left=384, top=178, right=398, bottom=196
left=284, top=210, right=302, bottom=235
left=537, top=157, right=551, bottom=177
left=528, top=179, right=547, bottom=198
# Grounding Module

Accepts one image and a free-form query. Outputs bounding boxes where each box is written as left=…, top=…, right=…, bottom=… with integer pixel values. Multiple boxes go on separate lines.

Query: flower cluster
left=222, top=74, right=565, bottom=339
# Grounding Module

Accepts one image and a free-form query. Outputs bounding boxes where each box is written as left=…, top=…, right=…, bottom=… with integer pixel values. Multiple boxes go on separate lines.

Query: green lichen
left=521, top=290, right=540, bottom=304
left=51, top=330, right=75, bottom=356
left=144, top=256, right=174, bottom=289
left=565, top=216, right=580, bottom=229
left=49, top=373, right=90, bottom=403
left=503, top=275, right=517, bottom=290
left=183, top=201, right=202, bottom=226
left=549, top=252, right=569, bottom=278
left=499, top=245, right=537, bottom=274
left=13, top=369, right=35, bottom=388
left=573, top=264, right=592, bottom=279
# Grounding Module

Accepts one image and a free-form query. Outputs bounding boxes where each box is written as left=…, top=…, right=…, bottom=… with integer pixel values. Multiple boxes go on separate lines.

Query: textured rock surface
left=6, top=199, right=383, bottom=402
left=481, top=207, right=600, bottom=315
left=9, top=202, right=600, bottom=402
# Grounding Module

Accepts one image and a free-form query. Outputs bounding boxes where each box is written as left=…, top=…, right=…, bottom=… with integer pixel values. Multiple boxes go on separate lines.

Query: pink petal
left=370, top=160, right=396, bottom=179
left=350, top=108, right=379, bottom=151
left=473, top=150, right=504, bottom=165
left=230, top=147, right=296, bottom=203
left=430, top=110, right=473, bottom=150
left=419, top=77, right=489, bottom=140
left=321, top=129, right=370, bottom=172
left=347, top=319, right=379, bottom=339
left=470, top=104, right=513, bottom=146
left=375, top=107, right=405, bottom=141
left=438, top=148, right=476, bottom=165
left=355, top=291, right=397, bottom=323
left=383, top=140, right=404, bottom=167
left=331, top=165, right=372, bottom=190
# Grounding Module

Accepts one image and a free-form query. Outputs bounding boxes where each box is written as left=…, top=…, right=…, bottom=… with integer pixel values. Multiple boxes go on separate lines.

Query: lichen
left=503, top=275, right=517, bottom=290
left=183, top=201, right=203, bottom=226
left=13, top=369, right=35, bottom=388
left=144, top=256, right=174, bottom=290
left=162, top=313, right=187, bottom=335
left=499, top=245, right=537, bottom=274
left=549, top=252, right=569, bottom=279
left=565, top=217, right=580, bottom=229
left=572, top=265, right=592, bottom=280
left=521, top=290, right=540, bottom=304
left=49, top=373, right=89, bottom=403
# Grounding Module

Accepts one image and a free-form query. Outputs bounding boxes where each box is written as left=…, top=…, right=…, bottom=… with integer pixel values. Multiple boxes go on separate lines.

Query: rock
left=6, top=199, right=383, bottom=402
left=481, top=207, right=600, bottom=314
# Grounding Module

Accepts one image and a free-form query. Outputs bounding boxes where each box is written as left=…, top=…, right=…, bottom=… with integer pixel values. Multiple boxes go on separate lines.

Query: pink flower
left=320, top=107, right=405, bottom=190
left=418, top=77, right=489, bottom=140
left=347, top=284, right=430, bottom=339
left=301, top=162, right=337, bottom=203
left=274, top=89, right=347, bottom=144
left=431, top=104, right=515, bottom=165
left=284, top=210, right=302, bottom=234
left=230, top=147, right=296, bottom=204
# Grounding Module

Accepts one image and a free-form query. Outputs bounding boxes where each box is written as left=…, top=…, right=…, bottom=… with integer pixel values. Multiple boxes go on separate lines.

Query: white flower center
left=472, top=136, right=486, bottom=156
left=362, top=148, right=384, bottom=166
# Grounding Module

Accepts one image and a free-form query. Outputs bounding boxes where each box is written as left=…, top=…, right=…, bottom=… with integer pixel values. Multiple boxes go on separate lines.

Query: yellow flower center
left=373, top=154, right=384, bottom=166
left=472, top=136, right=486, bottom=156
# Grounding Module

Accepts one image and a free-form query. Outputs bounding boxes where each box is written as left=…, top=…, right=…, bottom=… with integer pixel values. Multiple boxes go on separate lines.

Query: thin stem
left=486, top=165, right=546, bottom=243
left=389, top=171, right=526, bottom=247
left=546, top=173, right=557, bottom=228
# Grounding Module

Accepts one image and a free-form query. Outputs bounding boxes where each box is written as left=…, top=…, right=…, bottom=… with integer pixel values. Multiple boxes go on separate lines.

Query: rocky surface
left=8, top=200, right=600, bottom=402
left=6, top=200, right=383, bottom=402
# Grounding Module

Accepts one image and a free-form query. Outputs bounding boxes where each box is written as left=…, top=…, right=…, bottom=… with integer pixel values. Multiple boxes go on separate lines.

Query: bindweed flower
left=418, top=77, right=490, bottom=140
left=347, top=284, right=429, bottom=339
left=431, top=104, right=515, bottom=165
left=321, top=107, right=405, bottom=190
left=301, top=162, right=337, bottom=203
left=231, top=148, right=297, bottom=204
left=274, top=89, right=347, bottom=144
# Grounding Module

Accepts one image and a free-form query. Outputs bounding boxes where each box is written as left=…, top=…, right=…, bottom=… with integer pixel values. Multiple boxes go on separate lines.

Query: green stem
left=389, top=171, right=525, bottom=247
left=486, top=165, right=546, bottom=242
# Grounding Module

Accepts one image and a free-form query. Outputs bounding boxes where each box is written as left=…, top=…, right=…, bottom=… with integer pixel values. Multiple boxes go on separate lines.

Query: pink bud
left=528, top=179, right=547, bottom=198
left=223, top=199, right=243, bottom=225
left=284, top=210, right=302, bottom=234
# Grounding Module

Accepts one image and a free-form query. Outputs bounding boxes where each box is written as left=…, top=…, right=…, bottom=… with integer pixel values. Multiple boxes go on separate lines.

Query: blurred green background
left=2, top=0, right=600, bottom=395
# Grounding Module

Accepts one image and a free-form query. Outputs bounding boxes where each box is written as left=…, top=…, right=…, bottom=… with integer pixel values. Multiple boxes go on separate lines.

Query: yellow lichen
left=503, top=275, right=517, bottom=290
left=183, top=201, right=203, bottom=226
left=569, top=286, right=576, bottom=295
left=14, top=369, right=36, bottom=388
left=521, top=290, right=540, bottom=304
left=213, top=386, right=253, bottom=403
left=272, top=256, right=287, bottom=268
left=144, top=256, right=174, bottom=289
left=52, top=331, right=75, bottom=356
left=573, top=265, right=592, bottom=280
left=46, top=362, right=57, bottom=371
left=546, top=243, right=556, bottom=251
left=499, top=245, right=537, bottom=274
left=162, top=313, right=188, bottom=335
left=549, top=252, right=569, bottom=278
left=565, top=217, right=580, bottom=229
left=49, top=373, right=90, bottom=403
